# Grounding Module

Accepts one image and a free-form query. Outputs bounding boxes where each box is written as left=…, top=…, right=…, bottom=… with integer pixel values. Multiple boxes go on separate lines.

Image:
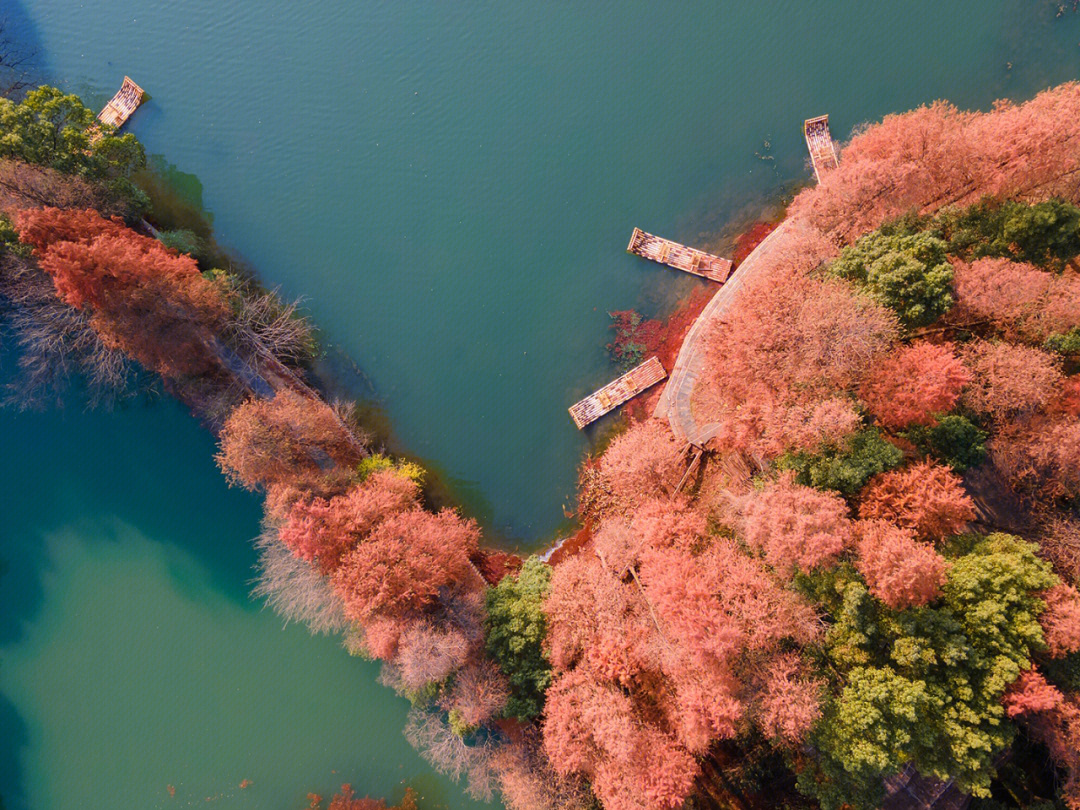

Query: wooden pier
left=96, top=77, right=146, bottom=129
left=569, top=356, right=667, bottom=429
left=627, top=228, right=733, bottom=283
left=804, top=114, right=839, bottom=182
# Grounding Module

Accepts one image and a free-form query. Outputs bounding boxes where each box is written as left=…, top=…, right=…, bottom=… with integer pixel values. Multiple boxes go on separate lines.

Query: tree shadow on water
left=0, top=380, right=266, bottom=647
left=0, top=688, right=28, bottom=810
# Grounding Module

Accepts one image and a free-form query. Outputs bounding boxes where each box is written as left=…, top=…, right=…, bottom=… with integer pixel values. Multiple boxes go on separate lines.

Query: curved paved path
left=654, top=219, right=794, bottom=445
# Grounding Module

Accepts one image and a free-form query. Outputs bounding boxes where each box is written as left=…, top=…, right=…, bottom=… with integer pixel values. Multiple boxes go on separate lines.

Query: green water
left=3, top=1, right=1080, bottom=808
left=0, top=400, right=490, bottom=810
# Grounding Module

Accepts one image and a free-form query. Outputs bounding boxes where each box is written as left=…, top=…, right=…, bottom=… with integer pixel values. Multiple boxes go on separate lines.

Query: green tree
left=1001, top=199, right=1080, bottom=269
left=801, top=534, right=1059, bottom=810
left=0, top=85, right=147, bottom=213
left=484, top=556, right=553, bottom=720
left=905, top=414, right=988, bottom=472
left=778, top=428, right=903, bottom=496
left=828, top=231, right=954, bottom=328
left=938, top=198, right=1080, bottom=271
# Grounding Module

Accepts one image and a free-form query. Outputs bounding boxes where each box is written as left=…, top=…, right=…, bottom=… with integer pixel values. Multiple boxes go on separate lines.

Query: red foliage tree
left=216, top=390, right=364, bottom=491
left=854, top=520, right=949, bottom=609
left=16, top=206, right=128, bottom=250
left=696, top=257, right=897, bottom=455
left=1039, top=583, right=1080, bottom=659
left=772, top=396, right=863, bottom=454
left=332, top=508, right=480, bottom=626
left=543, top=553, right=652, bottom=682
left=737, top=473, right=853, bottom=576
left=542, top=668, right=699, bottom=810
left=961, top=341, right=1062, bottom=421
left=279, top=470, right=420, bottom=573
left=491, top=730, right=589, bottom=810
left=1002, top=669, right=1064, bottom=718
left=948, top=257, right=1080, bottom=341
left=857, top=461, right=975, bottom=541
left=543, top=517, right=822, bottom=808
left=442, top=659, right=511, bottom=728
left=860, top=341, right=970, bottom=428
left=594, top=420, right=683, bottom=511
left=991, top=415, right=1080, bottom=502
left=1048, top=376, right=1080, bottom=420
left=753, top=652, right=824, bottom=745
left=592, top=496, right=707, bottom=575
left=16, top=207, right=226, bottom=377
left=788, top=85, right=1080, bottom=243
left=1016, top=693, right=1080, bottom=810
left=394, top=621, right=472, bottom=691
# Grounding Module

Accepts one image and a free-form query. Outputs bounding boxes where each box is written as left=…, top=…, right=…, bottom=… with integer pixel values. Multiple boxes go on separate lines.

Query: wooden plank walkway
left=804, top=114, right=839, bottom=182
left=627, top=228, right=733, bottom=283
left=569, top=356, right=666, bottom=429
left=96, top=76, right=146, bottom=129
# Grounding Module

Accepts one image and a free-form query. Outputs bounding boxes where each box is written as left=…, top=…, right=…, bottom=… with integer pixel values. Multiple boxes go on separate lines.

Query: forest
left=1, top=79, right=1080, bottom=810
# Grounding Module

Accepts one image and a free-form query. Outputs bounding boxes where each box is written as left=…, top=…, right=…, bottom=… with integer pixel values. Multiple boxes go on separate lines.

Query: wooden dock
left=569, top=356, right=667, bottom=429
left=627, top=228, right=733, bottom=283
left=96, top=76, right=146, bottom=129
left=804, top=114, right=839, bottom=182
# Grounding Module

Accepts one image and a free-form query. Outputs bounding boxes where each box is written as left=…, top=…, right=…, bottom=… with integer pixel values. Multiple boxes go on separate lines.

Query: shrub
left=904, top=414, right=988, bottom=472
left=1046, top=327, right=1080, bottom=356
left=778, top=428, right=904, bottom=496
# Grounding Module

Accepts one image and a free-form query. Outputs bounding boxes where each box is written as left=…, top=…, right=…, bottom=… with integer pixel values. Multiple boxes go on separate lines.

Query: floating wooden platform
left=804, top=114, right=839, bottom=182
left=569, top=356, right=667, bottom=429
left=627, top=228, right=733, bottom=283
left=96, top=76, right=146, bottom=129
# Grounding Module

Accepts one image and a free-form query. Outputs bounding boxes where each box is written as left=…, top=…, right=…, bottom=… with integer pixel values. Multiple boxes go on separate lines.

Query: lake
left=2, top=1, right=1079, bottom=807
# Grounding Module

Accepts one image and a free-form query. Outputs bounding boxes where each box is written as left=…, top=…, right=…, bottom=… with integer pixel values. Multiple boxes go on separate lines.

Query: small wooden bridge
left=804, top=114, right=839, bottom=182
left=569, top=356, right=666, bottom=429
left=627, top=228, right=733, bottom=283
left=96, top=76, right=146, bottom=129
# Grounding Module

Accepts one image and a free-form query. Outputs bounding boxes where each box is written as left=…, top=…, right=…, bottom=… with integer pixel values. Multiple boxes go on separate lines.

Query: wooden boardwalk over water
left=804, top=114, right=839, bottom=182
left=627, top=228, right=733, bottom=283
left=96, top=76, right=145, bottom=129
left=569, top=356, right=666, bottom=428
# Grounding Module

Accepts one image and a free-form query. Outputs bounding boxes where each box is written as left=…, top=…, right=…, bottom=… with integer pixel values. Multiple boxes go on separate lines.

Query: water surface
left=3, top=2, right=1080, bottom=808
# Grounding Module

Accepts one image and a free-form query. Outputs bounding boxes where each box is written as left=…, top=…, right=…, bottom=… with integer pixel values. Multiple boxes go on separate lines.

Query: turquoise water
left=0, top=400, right=490, bottom=810
left=2, top=1, right=1079, bottom=808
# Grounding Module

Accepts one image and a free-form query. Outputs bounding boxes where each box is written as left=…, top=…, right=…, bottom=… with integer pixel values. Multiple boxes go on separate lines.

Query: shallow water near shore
left=3, top=1, right=1080, bottom=808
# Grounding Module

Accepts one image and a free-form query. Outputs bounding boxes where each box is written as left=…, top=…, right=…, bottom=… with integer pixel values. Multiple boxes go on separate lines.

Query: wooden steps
left=627, top=228, right=733, bottom=283
left=568, top=356, right=667, bottom=429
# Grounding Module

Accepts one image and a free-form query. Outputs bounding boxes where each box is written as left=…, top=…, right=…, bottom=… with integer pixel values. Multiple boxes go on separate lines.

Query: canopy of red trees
left=15, top=207, right=226, bottom=377
left=860, top=341, right=970, bottom=429
left=854, top=520, right=949, bottom=609
left=858, top=461, right=975, bottom=541
left=216, top=390, right=364, bottom=491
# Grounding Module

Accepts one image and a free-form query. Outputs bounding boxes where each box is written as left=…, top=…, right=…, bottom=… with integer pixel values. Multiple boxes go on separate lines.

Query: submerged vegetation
left=3, top=78, right=1080, bottom=810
